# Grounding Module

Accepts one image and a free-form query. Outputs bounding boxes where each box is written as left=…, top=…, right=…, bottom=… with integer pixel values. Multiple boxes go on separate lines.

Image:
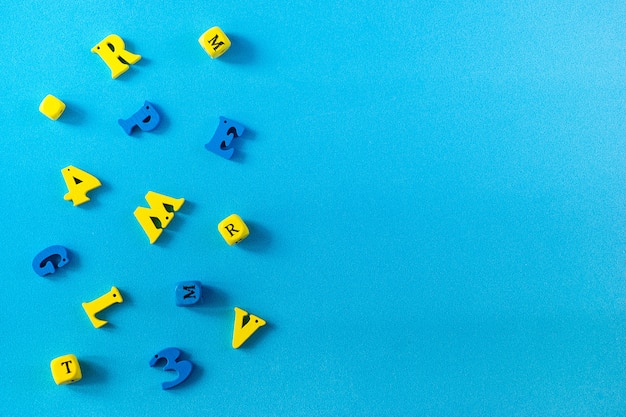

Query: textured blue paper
left=1, top=1, right=625, bottom=416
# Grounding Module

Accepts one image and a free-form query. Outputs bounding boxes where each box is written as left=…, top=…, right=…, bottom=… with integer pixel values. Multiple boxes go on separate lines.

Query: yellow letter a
left=232, top=307, right=266, bottom=349
left=91, top=34, right=141, bottom=78
left=134, top=191, right=185, bottom=244
left=61, top=165, right=101, bottom=206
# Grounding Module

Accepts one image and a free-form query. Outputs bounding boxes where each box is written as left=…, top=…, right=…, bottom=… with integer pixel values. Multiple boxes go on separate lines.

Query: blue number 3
left=149, top=347, right=193, bottom=390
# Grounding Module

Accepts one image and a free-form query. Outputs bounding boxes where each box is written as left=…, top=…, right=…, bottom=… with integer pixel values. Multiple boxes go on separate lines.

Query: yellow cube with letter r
left=199, top=26, right=231, bottom=58
left=218, top=214, right=249, bottom=245
left=51, top=354, right=82, bottom=385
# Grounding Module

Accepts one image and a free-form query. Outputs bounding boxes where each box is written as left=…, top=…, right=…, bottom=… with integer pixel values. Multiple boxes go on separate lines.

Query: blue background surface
left=1, top=1, right=625, bottom=416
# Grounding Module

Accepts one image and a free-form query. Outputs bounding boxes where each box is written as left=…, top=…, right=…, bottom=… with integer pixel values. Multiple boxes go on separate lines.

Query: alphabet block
left=61, top=165, right=102, bottom=206
left=51, top=354, right=82, bottom=385
left=32, top=245, right=70, bottom=277
left=118, top=101, right=161, bottom=135
left=175, top=281, right=202, bottom=306
left=82, top=286, right=124, bottom=328
left=91, top=34, right=141, bottom=78
left=134, top=191, right=185, bottom=244
left=218, top=214, right=249, bottom=245
left=205, top=117, right=245, bottom=160
left=39, top=95, right=65, bottom=120
left=198, top=26, right=231, bottom=58
left=232, top=307, right=266, bottom=349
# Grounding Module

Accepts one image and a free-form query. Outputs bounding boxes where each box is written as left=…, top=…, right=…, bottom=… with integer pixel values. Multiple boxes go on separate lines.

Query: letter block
left=32, top=245, right=70, bottom=277
left=175, top=281, right=202, bottom=306
left=82, top=286, right=124, bottom=328
left=198, top=26, right=231, bottom=58
left=205, top=116, right=245, bottom=160
left=51, top=354, right=82, bottom=385
left=134, top=191, right=185, bottom=244
left=61, top=165, right=102, bottom=206
left=232, top=307, right=266, bottom=349
left=39, top=95, right=66, bottom=120
left=118, top=101, right=161, bottom=135
left=218, top=214, right=249, bottom=245
left=91, top=34, right=141, bottom=78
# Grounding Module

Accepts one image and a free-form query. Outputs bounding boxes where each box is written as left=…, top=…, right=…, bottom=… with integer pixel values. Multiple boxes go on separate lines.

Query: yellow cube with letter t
left=51, top=354, right=82, bottom=385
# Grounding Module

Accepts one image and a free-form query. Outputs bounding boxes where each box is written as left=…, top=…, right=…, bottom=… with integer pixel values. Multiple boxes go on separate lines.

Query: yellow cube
left=198, top=26, right=231, bottom=58
left=39, top=94, right=66, bottom=120
left=51, top=354, right=82, bottom=385
left=218, top=214, right=249, bottom=245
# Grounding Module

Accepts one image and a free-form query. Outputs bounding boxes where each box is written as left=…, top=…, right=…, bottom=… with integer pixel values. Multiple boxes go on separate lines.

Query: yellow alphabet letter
left=134, top=191, right=185, bottom=244
left=91, top=34, right=141, bottom=78
left=232, top=307, right=266, bottom=349
left=82, top=286, right=123, bottom=328
left=61, top=165, right=102, bottom=206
